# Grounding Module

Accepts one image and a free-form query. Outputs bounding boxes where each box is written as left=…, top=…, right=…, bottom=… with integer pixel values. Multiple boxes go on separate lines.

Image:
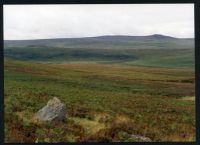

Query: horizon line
left=4, top=34, right=194, bottom=41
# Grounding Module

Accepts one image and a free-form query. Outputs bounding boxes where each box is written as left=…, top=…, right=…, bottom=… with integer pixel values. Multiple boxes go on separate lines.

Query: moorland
left=4, top=34, right=195, bottom=142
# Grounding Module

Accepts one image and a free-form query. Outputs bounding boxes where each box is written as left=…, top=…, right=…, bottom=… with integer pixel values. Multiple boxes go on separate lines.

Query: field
left=4, top=46, right=194, bottom=68
left=4, top=35, right=195, bottom=142
left=4, top=52, right=195, bottom=142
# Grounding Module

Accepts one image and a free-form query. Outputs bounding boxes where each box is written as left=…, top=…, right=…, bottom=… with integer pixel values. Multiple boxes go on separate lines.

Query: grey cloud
left=3, top=4, right=194, bottom=40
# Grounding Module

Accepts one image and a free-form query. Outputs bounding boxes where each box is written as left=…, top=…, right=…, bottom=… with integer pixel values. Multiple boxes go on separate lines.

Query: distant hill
left=93, top=34, right=177, bottom=41
left=4, top=34, right=194, bottom=49
left=4, top=34, right=194, bottom=68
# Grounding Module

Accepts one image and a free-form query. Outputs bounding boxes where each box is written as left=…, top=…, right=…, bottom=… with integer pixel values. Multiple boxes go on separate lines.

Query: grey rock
left=130, top=134, right=152, bottom=142
left=35, top=97, right=66, bottom=122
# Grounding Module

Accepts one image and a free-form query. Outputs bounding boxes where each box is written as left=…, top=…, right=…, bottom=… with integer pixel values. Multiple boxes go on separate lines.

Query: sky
left=4, top=4, right=194, bottom=40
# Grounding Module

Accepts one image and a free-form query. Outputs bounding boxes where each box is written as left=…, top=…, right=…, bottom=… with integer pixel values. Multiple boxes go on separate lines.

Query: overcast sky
left=4, top=4, right=194, bottom=40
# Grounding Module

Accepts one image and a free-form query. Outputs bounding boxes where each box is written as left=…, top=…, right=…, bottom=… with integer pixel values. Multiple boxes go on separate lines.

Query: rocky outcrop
left=130, top=134, right=152, bottom=142
left=35, top=97, right=66, bottom=122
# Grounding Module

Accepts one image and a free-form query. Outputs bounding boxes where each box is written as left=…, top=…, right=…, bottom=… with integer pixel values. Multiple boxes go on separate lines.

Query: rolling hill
left=4, top=34, right=194, bottom=49
left=4, top=34, right=195, bottom=142
left=4, top=34, right=194, bottom=68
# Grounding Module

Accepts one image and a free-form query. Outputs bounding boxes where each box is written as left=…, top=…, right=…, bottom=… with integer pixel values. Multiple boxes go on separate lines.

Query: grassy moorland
left=4, top=35, right=194, bottom=68
left=4, top=35, right=195, bottom=142
left=4, top=47, right=194, bottom=68
left=4, top=57, right=195, bottom=142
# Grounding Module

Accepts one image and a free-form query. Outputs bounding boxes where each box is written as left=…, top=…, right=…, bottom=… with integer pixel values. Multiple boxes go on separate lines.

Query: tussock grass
left=4, top=59, right=195, bottom=142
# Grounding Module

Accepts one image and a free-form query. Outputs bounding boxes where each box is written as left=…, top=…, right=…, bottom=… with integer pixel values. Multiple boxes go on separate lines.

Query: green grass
left=4, top=58, right=195, bottom=142
left=4, top=47, right=194, bottom=68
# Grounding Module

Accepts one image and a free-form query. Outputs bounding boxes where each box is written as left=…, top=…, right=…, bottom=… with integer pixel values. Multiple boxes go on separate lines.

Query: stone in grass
left=130, top=134, right=152, bottom=142
left=35, top=97, right=66, bottom=122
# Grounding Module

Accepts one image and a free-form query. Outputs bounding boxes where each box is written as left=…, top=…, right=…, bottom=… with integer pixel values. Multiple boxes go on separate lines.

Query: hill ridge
left=4, top=34, right=194, bottom=41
